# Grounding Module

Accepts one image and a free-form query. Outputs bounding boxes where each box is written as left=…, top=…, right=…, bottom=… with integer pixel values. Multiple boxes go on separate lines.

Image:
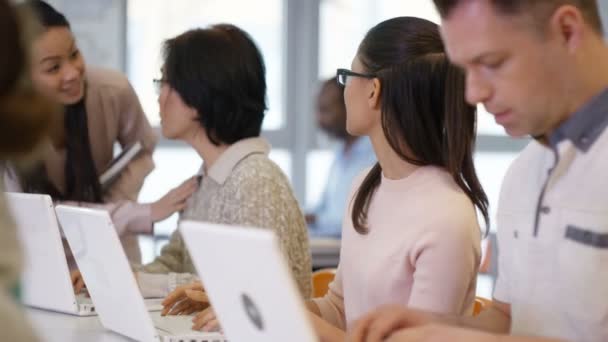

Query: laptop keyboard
left=151, top=314, right=226, bottom=342
left=76, top=293, right=93, bottom=304
left=75, top=293, right=96, bottom=313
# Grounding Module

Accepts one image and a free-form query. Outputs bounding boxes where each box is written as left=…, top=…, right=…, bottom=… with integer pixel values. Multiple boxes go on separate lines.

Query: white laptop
left=56, top=205, right=226, bottom=342
left=5, top=192, right=163, bottom=316
left=180, top=221, right=319, bottom=342
left=5, top=192, right=97, bottom=316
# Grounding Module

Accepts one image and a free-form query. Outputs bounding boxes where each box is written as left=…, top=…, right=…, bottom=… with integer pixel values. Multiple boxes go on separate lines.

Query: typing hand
left=385, top=325, right=501, bottom=342
left=348, top=305, right=439, bottom=342
left=70, top=270, right=86, bottom=294
left=192, top=306, right=221, bottom=332
left=161, top=281, right=209, bottom=316
left=151, top=177, right=198, bottom=222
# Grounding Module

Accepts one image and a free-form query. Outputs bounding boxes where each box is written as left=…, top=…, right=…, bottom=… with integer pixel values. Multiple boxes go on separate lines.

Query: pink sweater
left=312, top=166, right=481, bottom=331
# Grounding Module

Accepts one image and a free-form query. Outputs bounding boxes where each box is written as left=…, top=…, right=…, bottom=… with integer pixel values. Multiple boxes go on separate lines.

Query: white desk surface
left=26, top=308, right=131, bottom=342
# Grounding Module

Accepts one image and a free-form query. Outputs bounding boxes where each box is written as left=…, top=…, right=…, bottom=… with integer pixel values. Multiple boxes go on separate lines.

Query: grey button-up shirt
left=494, top=87, right=608, bottom=341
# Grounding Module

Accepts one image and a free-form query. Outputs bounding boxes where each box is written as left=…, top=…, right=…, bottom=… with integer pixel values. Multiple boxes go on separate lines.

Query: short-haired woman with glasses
left=303, top=16, right=489, bottom=341
left=136, top=24, right=312, bottom=303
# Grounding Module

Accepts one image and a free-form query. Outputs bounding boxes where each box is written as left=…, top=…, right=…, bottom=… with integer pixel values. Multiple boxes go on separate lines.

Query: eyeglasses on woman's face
left=336, top=68, right=376, bottom=87
left=152, top=78, right=168, bottom=95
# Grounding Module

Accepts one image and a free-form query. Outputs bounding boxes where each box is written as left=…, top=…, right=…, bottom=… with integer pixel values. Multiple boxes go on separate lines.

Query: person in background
left=307, top=77, right=376, bottom=238
left=0, top=0, right=59, bottom=340
left=349, top=1, right=608, bottom=342
left=2, top=0, right=197, bottom=268
left=133, top=24, right=312, bottom=306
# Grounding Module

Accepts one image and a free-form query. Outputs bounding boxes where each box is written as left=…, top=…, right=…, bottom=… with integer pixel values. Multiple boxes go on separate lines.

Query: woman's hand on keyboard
left=70, top=270, right=86, bottom=294
left=161, top=281, right=209, bottom=316
left=192, top=306, right=221, bottom=332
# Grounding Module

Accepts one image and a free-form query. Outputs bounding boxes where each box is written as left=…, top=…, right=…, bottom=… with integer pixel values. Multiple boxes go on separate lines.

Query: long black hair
left=19, top=0, right=102, bottom=203
left=351, top=17, right=489, bottom=234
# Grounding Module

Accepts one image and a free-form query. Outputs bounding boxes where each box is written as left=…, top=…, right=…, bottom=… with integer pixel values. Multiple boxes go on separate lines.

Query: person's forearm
left=452, top=306, right=511, bottom=334
left=305, top=300, right=346, bottom=342
left=306, top=299, right=322, bottom=316
left=496, top=335, right=565, bottom=342
left=308, top=311, right=345, bottom=342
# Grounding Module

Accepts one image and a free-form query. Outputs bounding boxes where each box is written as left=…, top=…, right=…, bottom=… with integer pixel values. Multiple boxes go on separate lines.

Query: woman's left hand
left=161, top=282, right=208, bottom=316
left=192, top=306, right=221, bottom=332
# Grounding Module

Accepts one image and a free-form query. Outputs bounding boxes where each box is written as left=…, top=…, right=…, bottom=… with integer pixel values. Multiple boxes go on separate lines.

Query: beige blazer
left=3, top=66, right=158, bottom=265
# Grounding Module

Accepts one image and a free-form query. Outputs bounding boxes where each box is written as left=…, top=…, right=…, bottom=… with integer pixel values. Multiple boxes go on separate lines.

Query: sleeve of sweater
left=407, top=212, right=480, bottom=315
left=226, top=161, right=313, bottom=299
left=311, top=265, right=347, bottom=330
left=139, top=229, right=185, bottom=274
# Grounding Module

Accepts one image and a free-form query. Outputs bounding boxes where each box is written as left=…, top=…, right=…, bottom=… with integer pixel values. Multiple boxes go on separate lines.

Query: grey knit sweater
left=141, top=138, right=312, bottom=298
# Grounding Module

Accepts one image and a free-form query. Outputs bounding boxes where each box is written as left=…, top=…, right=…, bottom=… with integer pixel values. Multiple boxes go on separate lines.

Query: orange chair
left=312, top=268, right=336, bottom=298
left=473, top=296, right=492, bottom=316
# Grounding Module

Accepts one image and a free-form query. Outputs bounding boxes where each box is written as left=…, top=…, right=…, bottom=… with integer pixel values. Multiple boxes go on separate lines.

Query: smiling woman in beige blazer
left=1, top=0, right=198, bottom=267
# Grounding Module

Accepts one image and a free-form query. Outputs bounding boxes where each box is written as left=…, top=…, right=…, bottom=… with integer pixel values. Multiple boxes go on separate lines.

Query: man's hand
left=348, top=305, right=441, bottom=342
left=384, top=324, right=501, bottom=342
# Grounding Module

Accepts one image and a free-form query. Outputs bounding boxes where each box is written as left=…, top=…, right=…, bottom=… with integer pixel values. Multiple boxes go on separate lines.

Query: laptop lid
left=179, top=221, right=318, bottom=342
left=4, top=192, right=78, bottom=314
left=55, top=205, right=158, bottom=341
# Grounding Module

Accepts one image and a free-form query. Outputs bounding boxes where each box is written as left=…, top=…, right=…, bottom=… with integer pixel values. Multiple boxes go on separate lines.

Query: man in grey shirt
left=349, top=1, right=608, bottom=341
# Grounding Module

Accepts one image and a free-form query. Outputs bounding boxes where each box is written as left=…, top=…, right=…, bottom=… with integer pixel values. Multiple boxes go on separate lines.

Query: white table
left=26, top=308, right=131, bottom=342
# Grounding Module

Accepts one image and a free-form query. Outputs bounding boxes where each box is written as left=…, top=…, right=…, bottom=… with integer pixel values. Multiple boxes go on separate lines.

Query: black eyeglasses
left=153, top=78, right=168, bottom=94
left=336, top=68, right=376, bottom=87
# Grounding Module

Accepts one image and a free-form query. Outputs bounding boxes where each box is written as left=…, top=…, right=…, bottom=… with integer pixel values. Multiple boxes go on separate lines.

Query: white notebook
left=99, top=142, right=142, bottom=188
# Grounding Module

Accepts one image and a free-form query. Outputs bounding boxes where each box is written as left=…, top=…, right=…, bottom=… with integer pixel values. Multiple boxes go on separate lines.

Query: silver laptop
left=56, top=205, right=226, bottom=342
left=5, top=192, right=99, bottom=316
left=180, top=221, right=319, bottom=342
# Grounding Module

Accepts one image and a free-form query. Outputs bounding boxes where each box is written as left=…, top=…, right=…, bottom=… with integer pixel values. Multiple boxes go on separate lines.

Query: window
left=319, top=0, right=439, bottom=79
left=128, top=0, right=288, bottom=263
left=127, top=0, right=284, bottom=129
left=313, top=0, right=520, bottom=218
left=319, top=0, right=506, bottom=135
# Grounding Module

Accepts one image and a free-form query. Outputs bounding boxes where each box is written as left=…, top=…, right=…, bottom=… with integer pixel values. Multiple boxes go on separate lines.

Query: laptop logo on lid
left=241, top=293, right=264, bottom=331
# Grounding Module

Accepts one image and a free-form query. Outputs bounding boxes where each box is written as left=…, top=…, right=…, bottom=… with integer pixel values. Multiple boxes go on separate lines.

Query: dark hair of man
left=162, top=24, right=267, bottom=145
left=433, top=0, right=603, bottom=35
left=350, top=17, right=489, bottom=234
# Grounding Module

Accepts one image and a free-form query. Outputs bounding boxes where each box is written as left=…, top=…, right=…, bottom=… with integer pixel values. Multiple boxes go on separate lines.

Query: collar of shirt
left=549, top=87, right=608, bottom=152
left=196, top=137, right=271, bottom=185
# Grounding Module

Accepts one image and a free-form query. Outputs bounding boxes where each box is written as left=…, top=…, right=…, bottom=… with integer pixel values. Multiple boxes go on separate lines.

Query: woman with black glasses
left=303, top=16, right=489, bottom=341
